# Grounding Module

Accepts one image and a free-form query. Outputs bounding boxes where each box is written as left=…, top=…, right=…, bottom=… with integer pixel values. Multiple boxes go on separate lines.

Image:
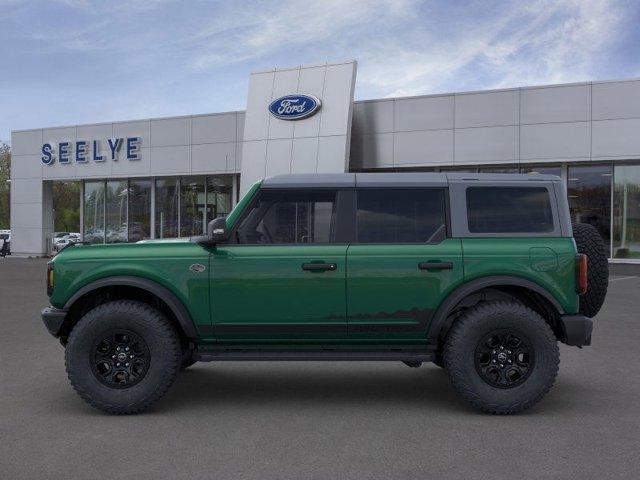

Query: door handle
left=418, top=261, right=453, bottom=271
left=302, top=262, right=337, bottom=272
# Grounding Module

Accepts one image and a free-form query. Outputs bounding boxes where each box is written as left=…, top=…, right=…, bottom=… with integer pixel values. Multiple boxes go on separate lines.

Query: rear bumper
left=41, top=306, right=67, bottom=338
left=560, top=314, right=593, bottom=346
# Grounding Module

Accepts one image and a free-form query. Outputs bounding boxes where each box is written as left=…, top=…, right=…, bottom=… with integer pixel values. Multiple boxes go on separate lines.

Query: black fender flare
left=63, top=276, right=198, bottom=340
left=426, top=275, right=565, bottom=342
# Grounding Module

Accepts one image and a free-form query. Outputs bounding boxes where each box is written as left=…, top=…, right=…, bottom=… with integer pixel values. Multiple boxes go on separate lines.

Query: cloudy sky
left=1, top=0, right=639, bottom=143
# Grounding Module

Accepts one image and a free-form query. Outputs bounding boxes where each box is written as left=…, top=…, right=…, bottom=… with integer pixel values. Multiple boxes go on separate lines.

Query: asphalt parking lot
left=1, top=258, right=639, bottom=479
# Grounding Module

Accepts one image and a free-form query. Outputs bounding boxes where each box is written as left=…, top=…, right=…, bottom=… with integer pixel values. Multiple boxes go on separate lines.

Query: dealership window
left=568, top=164, right=612, bottom=245
left=613, top=165, right=640, bottom=259
left=105, top=180, right=128, bottom=244
left=466, top=187, right=554, bottom=233
left=83, top=181, right=105, bottom=244
left=155, top=178, right=180, bottom=239
left=128, top=179, right=151, bottom=242
left=180, top=176, right=206, bottom=237
left=235, top=190, right=337, bottom=244
left=356, top=189, right=446, bottom=243
left=206, top=176, right=234, bottom=222
left=477, top=165, right=519, bottom=174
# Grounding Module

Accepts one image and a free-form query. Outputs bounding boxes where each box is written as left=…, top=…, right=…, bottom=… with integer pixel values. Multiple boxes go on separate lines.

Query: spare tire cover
left=572, top=223, right=609, bottom=318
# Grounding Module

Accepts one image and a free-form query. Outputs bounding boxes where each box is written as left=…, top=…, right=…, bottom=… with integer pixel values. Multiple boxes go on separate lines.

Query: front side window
left=466, top=186, right=554, bottom=233
left=235, top=190, right=337, bottom=244
left=356, top=189, right=447, bottom=243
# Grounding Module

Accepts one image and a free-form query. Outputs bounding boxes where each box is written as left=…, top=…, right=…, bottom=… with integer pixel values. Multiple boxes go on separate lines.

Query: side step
left=194, top=349, right=434, bottom=362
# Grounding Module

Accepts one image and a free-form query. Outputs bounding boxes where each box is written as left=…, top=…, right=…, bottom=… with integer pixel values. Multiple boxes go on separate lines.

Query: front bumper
left=560, top=314, right=593, bottom=347
left=41, top=306, right=67, bottom=337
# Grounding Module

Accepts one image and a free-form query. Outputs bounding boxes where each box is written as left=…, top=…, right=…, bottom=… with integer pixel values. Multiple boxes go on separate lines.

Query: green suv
left=42, top=173, right=608, bottom=414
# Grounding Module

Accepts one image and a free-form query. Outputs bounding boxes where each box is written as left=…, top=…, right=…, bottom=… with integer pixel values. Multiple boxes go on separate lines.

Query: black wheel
left=65, top=300, right=181, bottom=414
left=444, top=301, right=559, bottom=414
left=573, top=223, right=609, bottom=318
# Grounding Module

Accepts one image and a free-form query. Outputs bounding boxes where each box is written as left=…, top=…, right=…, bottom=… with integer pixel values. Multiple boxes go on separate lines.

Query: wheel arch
left=427, top=275, right=565, bottom=344
left=60, top=276, right=198, bottom=343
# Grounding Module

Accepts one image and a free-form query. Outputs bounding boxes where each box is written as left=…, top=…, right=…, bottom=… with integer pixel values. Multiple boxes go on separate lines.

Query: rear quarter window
left=466, top=186, right=554, bottom=233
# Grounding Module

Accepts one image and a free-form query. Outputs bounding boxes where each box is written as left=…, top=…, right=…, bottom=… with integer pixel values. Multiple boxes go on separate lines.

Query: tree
left=53, top=181, right=80, bottom=232
left=0, top=142, right=9, bottom=229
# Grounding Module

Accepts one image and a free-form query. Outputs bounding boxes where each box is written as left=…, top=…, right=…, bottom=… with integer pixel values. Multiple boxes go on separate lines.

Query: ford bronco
left=41, top=173, right=608, bottom=414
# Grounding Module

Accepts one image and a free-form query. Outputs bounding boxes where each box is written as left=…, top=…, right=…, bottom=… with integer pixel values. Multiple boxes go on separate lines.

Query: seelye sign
left=268, top=94, right=321, bottom=120
left=41, top=137, right=141, bottom=165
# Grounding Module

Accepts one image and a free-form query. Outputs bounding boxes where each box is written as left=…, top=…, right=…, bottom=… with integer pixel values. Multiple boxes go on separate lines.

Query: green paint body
left=49, top=184, right=579, bottom=346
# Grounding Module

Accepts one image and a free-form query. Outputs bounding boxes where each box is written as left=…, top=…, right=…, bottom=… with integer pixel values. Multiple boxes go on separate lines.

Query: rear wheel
left=573, top=222, right=609, bottom=317
left=65, top=300, right=181, bottom=414
left=444, top=301, right=559, bottom=414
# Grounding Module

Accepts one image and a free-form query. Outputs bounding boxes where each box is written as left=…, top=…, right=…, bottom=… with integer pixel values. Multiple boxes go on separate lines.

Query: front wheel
left=65, top=300, right=181, bottom=414
left=444, top=301, right=559, bottom=414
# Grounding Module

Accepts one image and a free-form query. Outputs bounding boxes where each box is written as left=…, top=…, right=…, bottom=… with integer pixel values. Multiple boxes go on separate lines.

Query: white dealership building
left=10, top=60, right=640, bottom=261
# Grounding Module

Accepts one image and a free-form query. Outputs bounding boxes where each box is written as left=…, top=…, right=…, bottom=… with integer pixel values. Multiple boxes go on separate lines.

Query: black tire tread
left=573, top=223, right=609, bottom=318
left=444, top=301, right=559, bottom=415
left=65, top=300, right=181, bottom=415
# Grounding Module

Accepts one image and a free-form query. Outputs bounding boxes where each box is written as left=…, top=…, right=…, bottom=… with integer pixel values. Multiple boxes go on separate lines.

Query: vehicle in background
left=0, top=229, right=10, bottom=257
left=52, top=232, right=70, bottom=248
left=53, top=233, right=81, bottom=252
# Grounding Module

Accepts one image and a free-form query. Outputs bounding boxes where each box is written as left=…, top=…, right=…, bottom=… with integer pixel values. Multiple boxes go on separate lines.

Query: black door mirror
left=193, top=217, right=228, bottom=246
left=207, top=217, right=228, bottom=244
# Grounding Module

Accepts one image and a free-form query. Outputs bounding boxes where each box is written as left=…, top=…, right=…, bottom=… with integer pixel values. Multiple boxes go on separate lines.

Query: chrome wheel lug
left=116, top=363, right=120, bottom=367
left=125, top=363, right=129, bottom=367
left=492, top=359, right=496, bottom=363
left=500, top=364, right=504, bottom=368
left=500, top=346, right=504, bottom=350
left=125, top=347, right=129, bottom=351
left=112, top=355, right=116, bottom=359
left=130, top=355, right=134, bottom=359
left=116, top=347, right=120, bottom=351
left=508, top=360, right=512, bottom=363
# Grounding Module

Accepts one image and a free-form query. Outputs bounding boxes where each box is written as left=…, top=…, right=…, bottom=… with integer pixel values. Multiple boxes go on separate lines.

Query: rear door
left=346, top=188, right=463, bottom=341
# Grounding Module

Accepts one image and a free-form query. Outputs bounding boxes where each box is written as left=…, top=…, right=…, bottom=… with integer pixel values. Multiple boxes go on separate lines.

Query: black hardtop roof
left=262, top=172, right=562, bottom=188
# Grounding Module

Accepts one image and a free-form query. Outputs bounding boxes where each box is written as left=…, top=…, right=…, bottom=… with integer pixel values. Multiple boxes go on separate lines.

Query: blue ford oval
left=268, top=94, right=321, bottom=120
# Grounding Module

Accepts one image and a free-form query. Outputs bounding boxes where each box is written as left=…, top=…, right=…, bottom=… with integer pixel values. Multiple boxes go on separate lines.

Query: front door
left=346, top=188, right=464, bottom=341
left=211, top=188, right=349, bottom=341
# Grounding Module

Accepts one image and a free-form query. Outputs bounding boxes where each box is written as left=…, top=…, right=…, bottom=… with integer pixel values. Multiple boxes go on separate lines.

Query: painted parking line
left=609, top=276, right=638, bottom=282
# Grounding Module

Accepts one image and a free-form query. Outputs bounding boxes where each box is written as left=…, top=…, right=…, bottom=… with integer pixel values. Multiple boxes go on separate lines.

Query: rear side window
left=466, top=187, right=554, bottom=233
left=356, top=189, right=447, bottom=243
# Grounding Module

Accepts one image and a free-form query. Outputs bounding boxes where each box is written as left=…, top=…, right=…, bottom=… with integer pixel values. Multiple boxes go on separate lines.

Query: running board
left=194, top=350, right=434, bottom=362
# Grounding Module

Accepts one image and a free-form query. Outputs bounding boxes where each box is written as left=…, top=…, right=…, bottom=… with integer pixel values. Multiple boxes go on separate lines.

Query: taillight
left=575, top=254, right=588, bottom=295
left=47, top=262, right=55, bottom=296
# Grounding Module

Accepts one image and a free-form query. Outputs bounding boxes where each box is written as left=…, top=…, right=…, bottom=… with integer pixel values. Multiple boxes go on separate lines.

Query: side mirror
left=207, top=217, right=228, bottom=244
left=193, top=217, right=228, bottom=246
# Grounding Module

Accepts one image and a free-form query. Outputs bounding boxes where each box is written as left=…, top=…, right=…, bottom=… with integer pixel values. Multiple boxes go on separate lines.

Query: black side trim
left=213, top=324, right=346, bottom=335
left=560, top=314, right=593, bottom=346
left=41, top=306, right=67, bottom=337
left=426, top=275, right=565, bottom=342
left=63, top=276, right=198, bottom=339
left=195, top=349, right=434, bottom=362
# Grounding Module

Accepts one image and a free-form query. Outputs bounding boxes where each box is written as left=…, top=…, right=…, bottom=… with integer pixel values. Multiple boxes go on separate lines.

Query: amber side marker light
left=575, top=254, right=588, bottom=295
left=47, top=262, right=55, bottom=296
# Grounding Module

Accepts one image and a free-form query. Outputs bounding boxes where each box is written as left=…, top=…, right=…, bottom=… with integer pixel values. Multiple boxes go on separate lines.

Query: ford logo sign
left=268, top=94, right=321, bottom=120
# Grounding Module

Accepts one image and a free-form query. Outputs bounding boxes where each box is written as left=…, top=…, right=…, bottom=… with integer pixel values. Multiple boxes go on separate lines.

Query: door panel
left=346, top=239, right=464, bottom=341
left=211, top=245, right=347, bottom=341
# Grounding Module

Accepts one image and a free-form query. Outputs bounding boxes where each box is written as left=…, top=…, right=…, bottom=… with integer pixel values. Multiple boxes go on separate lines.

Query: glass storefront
left=128, top=179, right=152, bottom=242
left=613, top=165, right=640, bottom=259
left=568, top=165, right=612, bottom=247
left=179, top=176, right=206, bottom=237
left=105, top=180, right=128, bottom=244
left=155, top=177, right=180, bottom=239
left=83, top=181, right=105, bottom=244
left=82, top=175, right=235, bottom=244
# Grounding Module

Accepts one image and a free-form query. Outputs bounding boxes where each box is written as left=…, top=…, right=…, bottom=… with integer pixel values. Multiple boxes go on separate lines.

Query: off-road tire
left=180, top=350, right=197, bottom=370
left=65, top=300, right=181, bottom=414
left=444, top=301, right=559, bottom=414
left=573, top=222, right=609, bottom=318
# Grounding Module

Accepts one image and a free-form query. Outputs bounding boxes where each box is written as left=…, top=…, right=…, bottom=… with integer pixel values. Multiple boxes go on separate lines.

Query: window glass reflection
left=567, top=164, right=612, bottom=245
left=155, top=178, right=179, bottom=239
left=206, top=176, right=234, bottom=222
left=180, top=176, right=206, bottom=237
left=613, top=165, right=640, bottom=259
left=520, top=165, right=562, bottom=177
left=83, top=181, right=105, bottom=244
left=105, top=181, right=128, bottom=244
left=128, top=179, right=151, bottom=242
